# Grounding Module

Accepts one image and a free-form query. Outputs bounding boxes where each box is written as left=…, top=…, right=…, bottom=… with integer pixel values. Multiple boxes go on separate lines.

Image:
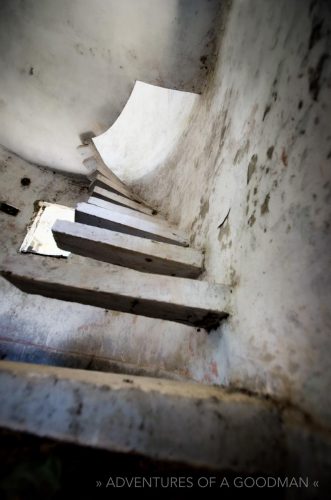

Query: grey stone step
left=52, top=220, right=203, bottom=278
left=0, top=361, right=301, bottom=475
left=79, top=141, right=125, bottom=186
left=88, top=196, right=160, bottom=223
left=92, top=186, right=155, bottom=216
left=83, top=155, right=123, bottom=185
left=75, top=202, right=189, bottom=247
left=90, top=173, right=136, bottom=201
left=1, top=255, right=229, bottom=330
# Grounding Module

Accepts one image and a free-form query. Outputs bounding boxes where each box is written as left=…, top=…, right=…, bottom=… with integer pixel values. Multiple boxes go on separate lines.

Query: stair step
left=93, top=186, right=155, bottom=216
left=76, top=202, right=188, bottom=247
left=83, top=155, right=123, bottom=185
left=53, top=220, right=203, bottom=278
left=88, top=195, right=159, bottom=223
left=1, top=256, right=229, bottom=329
left=79, top=141, right=125, bottom=185
left=0, top=361, right=280, bottom=473
left=90, top=173, right=137, bottom=202
left=88, top=140, right=126, bottom=185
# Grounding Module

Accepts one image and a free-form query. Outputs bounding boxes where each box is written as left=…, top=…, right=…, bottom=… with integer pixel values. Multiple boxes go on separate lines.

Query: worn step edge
left=0, top=360, right=284, bottom=473
left=76, top=202, right=189, bottom=247
left=93, top=186, right=155, bottom=216
left=88, top=196, right=160, bottom=222
left=53, top=220, right=203, bottom=278
left=1, top=256, right=229, bottom=330
left=90, top=172, right=136, bottom=202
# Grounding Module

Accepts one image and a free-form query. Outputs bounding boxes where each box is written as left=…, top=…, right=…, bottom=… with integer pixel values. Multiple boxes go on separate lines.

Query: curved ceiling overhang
left=93, top=81, right=199, bottom=184
left=0, top=0, right=222, bottom=174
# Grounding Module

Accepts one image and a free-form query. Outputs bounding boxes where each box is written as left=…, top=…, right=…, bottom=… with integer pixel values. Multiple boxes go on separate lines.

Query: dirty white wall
left=0, top=0, right=221, bottom=174
left=133, top=0, right=331, bottom=428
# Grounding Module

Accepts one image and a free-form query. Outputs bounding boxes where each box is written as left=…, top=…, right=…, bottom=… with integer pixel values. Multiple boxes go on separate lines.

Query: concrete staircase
left=0, top=147, right=237, bottom=473
left=1, top=145, right=231, bottom=331
left=0, top=148, right=330, bottom=489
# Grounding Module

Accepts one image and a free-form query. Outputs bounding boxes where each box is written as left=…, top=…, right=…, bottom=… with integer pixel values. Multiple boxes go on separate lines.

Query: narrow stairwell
left=1, top=144, right=231, bottom=331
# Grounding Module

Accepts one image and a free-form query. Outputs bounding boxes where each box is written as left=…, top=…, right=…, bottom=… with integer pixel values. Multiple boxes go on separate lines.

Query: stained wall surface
left=133, top=0, right=331, bottom=427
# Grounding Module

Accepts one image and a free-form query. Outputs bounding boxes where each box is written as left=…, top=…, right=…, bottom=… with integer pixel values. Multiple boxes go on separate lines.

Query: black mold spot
left=0, top=202, right=19, bottom=216
left=247, top=154, right=258, bottom=184
left=123, top=378, right=134, bottom=384
left=262, top=104, right=271, bottom=121
left=21, top=177, right=31, bottom=187
left=309, top=53, right=329, bottom=101
left=327, top=150, right=331, bottom=159
left=79, top=131, right=96, bottom=145
left=29, top=67, right=34, bottom=75
left=248, top=213, right=256, bottom=226
left=309, top=19, right=323, bottom=51
left=298, top=100, right=303, bottom=110
left=266, top=146, right=274, bottom=159
left=261, top=193, right=270, bottom=215
left=281, top=149, right=288, bottom=167
left=75, top=402, right=83, bottom=416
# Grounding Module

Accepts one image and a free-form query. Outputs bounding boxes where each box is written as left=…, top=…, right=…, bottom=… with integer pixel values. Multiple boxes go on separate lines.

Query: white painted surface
left=0, top=0, right=220, bottom=174
left=135, top=0, right=331, bottom=426
left=93, top=81, right=199, bottom=183
left=88, top=196, right=157, bottom=221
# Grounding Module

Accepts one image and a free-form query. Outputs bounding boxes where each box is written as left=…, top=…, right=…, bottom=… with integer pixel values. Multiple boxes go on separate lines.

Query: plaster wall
left=132, top=0, right=331, bottom=427
left=93, top=81, right=199, bottom=184
left=0, top=0, right=221, bottom=174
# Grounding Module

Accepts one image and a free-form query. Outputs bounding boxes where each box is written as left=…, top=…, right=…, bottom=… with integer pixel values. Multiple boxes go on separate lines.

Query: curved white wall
left=133, top=0, right=331, bottom=427
left=93, top=81, right=199, bottom=183
left=0, top=0, right=221, bottom=174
